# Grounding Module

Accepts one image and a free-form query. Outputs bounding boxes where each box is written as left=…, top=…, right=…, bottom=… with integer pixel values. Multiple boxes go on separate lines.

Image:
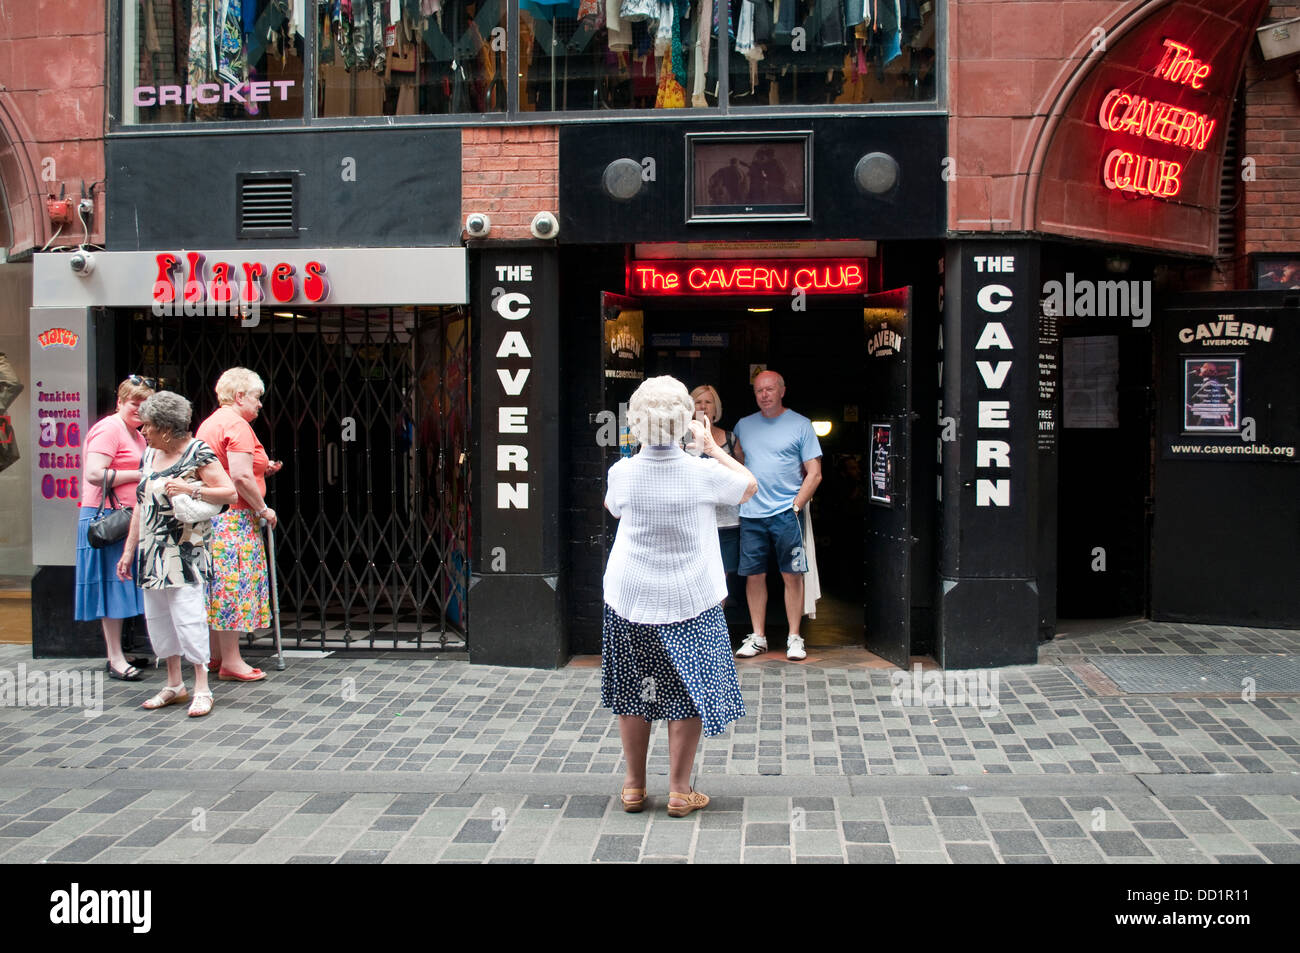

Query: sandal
left=107, top=660, right=142, bottom=682
left=141, top=685, right=189, bottom=710
left=188, top=690, right=214, bottom=718
left=619, top=786, right=646, bottom=813
left=218, top=667, right=266, bottom=682
left=666, top=790, right=709, bottom=818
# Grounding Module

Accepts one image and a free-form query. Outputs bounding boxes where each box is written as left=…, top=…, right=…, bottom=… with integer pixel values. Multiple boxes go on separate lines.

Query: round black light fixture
left=854, top=152, right=900, bottom=195
left=603, top=158, right=644, bottom=201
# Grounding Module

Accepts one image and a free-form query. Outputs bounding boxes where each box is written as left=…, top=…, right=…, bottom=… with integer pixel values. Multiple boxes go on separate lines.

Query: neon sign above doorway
left=1097, top=38, right=1218, bottom=201
left=630, top=259, right=868, bottom=296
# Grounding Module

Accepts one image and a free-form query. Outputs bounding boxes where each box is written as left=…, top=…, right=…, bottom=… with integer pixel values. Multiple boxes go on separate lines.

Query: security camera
left=530, top=211, right=559, bottom=240
left=69, top=250, right=95, bottom=276
left=465, top=212, right=491, bottom=237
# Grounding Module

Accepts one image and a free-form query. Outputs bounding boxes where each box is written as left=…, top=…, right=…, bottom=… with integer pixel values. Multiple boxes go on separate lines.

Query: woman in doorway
left=117, top=391, right=237, bottom=716
left=603, top=376, right=757, bottom=817
left=689, top=384, right=745, bottom=579
left=76, top=376, right=155, bottom=681
left=195, top=368, right=283, bottom=682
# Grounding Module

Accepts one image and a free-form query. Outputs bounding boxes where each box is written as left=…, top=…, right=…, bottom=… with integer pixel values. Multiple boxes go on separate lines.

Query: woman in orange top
left=194, top=367, right=282, bottom=681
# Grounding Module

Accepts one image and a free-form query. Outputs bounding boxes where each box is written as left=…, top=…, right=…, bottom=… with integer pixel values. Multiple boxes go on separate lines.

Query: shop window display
left=518, top=0, right=701, bottom=111
left=122, top=0, right=306, bottom=123
left=119, top=0, right=935, bottom=121
left=728, top=0, right=936, bottom=106
left=318, top=0, right=506, bottom=116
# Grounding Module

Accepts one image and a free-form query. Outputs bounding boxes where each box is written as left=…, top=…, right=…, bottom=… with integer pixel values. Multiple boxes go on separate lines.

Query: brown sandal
left=667, top=790, right=709, bottom=818
left=620, top=786, right=646, bottom=813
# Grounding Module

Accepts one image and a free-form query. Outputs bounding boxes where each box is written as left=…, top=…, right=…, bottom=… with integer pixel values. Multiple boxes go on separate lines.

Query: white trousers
left=143, top=585, right=210, bottom=666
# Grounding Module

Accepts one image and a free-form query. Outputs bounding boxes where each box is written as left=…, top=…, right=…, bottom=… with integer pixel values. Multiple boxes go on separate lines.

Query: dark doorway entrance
left=1055, top=330, right=1152, bottom=619
left=120, top=306, right=471, bottom=651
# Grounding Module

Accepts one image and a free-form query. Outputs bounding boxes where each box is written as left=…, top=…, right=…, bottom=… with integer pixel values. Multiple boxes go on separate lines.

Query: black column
left=937, top=240, right=1041, bottom=668
left=469, top=246, right=566, bottom=668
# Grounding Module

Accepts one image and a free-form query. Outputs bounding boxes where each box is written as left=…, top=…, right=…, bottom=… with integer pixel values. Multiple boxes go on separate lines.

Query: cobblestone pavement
left=0, top=618, right=1297, bottom=864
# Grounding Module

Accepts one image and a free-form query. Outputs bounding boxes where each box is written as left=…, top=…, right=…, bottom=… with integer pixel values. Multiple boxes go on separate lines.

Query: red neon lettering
left=270, top=262, right=297, bottom=303
left=240, top=262, right=266, bottom=304
left=635, top=265, right=679, bottom=292
left=1156, top=161, right=1180, bottom=197
left=1154, top=39, right=1210, bottom=89
left=304, top=261, right=330, bottom=302
left=1097, top=88, right=1216, bottom=152
left=1098, top=90, right=1126, bottom=130
left=210, top=262, right=234, bottom=302
left=153, top=253, right=179, bottom=303
left=1102, top=150, right=1183, bottom=198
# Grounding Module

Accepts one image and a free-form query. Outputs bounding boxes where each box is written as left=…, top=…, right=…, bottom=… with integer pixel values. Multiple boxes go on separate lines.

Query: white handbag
left=171, top=493, right=224, bottom=524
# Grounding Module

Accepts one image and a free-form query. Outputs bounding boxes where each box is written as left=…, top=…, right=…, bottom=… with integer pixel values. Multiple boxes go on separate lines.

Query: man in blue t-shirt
left=731, top=370, right=822, bottom=661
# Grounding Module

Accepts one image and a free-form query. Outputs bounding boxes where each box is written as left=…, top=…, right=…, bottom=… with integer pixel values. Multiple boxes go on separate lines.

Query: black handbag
left=87, top=470, right=133, bottom=549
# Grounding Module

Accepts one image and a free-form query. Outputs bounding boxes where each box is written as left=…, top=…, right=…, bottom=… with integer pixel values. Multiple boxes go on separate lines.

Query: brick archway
left=1019, top=0, right=1270, bottom=253
left=0, top=90, right=45, bottom=259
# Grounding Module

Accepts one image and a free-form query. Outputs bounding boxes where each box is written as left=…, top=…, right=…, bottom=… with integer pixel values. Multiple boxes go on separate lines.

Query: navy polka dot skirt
left=601, top=603, right=746, bottom=737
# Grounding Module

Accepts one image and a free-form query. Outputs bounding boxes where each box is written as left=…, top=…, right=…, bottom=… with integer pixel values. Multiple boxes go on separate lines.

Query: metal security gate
left=122, top=306, right=471, bottom=650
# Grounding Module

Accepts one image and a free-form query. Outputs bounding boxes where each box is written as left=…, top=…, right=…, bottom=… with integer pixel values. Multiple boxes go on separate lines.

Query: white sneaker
left=735, top=634, right=767, bottom=658
left=786, top=634, right=806, bottom=661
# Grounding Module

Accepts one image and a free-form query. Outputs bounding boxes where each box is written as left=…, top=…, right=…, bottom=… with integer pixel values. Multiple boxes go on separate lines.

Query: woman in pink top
left=195, top=367, right=283, bottom=681
left=76, top=376, right=155, bottom=681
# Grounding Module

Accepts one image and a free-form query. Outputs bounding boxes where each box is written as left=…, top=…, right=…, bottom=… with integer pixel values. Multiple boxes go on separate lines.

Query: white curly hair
left=626, top=375, right=694, bottom=448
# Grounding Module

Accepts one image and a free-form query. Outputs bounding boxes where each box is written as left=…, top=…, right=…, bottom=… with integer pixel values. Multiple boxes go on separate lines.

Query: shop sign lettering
left=150, top=252, right=330, bottom=312
left=631, top=259, right=867, bottom=296
left=1097, top=39, right=1218, bottom=201
left=493, top=264, right=533, bottom=510
left=1178, top=318, right=1273, bottom=345
left=972, top=256, right=1015, bottom=507
left=132, top=80, right=296, bottom=107
left=37, top=328, right=79, bottom=349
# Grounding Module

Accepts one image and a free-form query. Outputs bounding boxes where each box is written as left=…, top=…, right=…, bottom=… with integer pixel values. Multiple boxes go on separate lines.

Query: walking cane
left=262, top=517, right=286, bottom=671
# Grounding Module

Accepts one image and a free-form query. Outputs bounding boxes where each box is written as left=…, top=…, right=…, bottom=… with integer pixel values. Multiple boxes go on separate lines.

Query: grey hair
left=139, top=390, right=193, bottom=439
left=627, top=376, right=694, bottom=448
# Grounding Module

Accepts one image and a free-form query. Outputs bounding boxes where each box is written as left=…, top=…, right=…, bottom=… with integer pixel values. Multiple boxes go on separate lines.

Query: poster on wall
left=1184, top=358, right=1240, bottom=432
left=869, top=423, right=892, bottom=504
left=603, top=307, right=644, bottom=382
left=0, top=353, right=23, bottom=473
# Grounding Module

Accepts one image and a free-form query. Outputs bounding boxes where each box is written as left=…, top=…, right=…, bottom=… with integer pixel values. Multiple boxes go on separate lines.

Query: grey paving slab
left=0, top=625, right=1298, bottom=864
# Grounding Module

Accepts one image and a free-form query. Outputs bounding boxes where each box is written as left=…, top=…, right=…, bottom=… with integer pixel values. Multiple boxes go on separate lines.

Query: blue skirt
left=74, top=506, right=144, bottom=621
left=601, top=603, right=746, bottom=738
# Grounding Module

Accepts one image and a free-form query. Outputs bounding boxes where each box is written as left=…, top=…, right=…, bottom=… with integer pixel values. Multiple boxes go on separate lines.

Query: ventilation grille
left=238, top=173, right=297, bottom=238
left=1216, top=92, right=1242, bottom=262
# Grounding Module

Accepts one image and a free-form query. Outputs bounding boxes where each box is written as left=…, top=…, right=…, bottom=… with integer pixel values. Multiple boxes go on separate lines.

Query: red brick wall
left=950, top=0, right=1128, bottom=233
left=1241, top=4, right=1300, bottom=263
left=461, top=126, right=559, bottom=241
left=0, top=1, right=106, bottom=257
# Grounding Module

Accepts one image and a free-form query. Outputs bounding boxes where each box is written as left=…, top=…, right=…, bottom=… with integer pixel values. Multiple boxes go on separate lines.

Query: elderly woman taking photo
left=603, top=376, right=757, bottom=817
left=77, top=376, right=154, bottom=681
left=116, top=392, right=237, bottom=717
left=195, top=368, right=283, bottom=682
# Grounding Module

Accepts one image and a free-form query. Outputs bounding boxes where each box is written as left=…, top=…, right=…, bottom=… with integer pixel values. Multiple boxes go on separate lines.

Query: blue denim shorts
left=738, top=510, right=807, bottom=575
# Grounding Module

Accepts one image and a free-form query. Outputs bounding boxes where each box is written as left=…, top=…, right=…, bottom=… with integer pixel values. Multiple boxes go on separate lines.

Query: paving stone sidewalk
left=0, top=619, right=1297, bottom=864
